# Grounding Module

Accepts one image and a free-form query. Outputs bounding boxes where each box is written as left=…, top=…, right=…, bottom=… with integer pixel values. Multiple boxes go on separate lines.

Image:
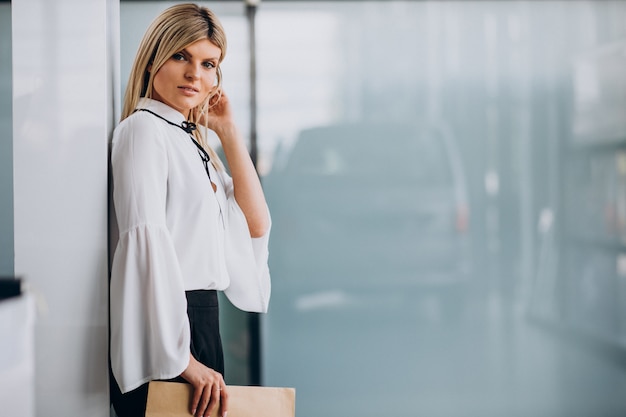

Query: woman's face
left=151, top=38, right=221, bottom=116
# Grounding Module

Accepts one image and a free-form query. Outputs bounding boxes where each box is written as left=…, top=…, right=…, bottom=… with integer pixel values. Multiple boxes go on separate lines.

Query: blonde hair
left=121, top=3, right=227, bottom=168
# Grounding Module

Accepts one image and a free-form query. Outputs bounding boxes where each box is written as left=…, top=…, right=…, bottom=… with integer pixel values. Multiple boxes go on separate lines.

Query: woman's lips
left=178, top=86, right=199, bottom=95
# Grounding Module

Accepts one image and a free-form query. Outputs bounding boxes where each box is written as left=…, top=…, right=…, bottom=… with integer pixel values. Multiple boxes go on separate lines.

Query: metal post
left=245, top=0, right=262, bottom=386
left=246, top=0, right=259, bottom=169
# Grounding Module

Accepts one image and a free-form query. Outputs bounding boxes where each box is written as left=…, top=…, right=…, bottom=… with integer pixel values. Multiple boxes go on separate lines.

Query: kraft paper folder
left=145, top=381, right=295, bottom=417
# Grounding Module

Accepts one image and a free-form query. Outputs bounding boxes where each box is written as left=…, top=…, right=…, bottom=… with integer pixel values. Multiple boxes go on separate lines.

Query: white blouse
left=109, top=98, right=271, bottom=394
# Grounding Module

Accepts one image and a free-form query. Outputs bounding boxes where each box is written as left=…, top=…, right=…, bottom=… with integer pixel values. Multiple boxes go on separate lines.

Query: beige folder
left=145, top=381, right=295, bottom=417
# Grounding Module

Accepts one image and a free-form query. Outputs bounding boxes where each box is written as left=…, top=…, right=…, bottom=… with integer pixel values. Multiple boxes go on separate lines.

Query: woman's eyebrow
left=180, top=48, right=220, bottom=61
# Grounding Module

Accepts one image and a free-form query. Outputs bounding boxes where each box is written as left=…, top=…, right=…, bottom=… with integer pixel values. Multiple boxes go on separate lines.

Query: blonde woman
left=109, top=4, right=271, bottom=417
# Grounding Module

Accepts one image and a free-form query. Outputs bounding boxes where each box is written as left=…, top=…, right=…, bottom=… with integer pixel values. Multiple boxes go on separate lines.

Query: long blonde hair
left=121, top=3, right=227, bottom=168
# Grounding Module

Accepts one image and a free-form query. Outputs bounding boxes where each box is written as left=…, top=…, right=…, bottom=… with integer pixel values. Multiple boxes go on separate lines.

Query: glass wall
left=258, top=2, right=626, bottom=416
left=0, top=1, right=13, bottom=277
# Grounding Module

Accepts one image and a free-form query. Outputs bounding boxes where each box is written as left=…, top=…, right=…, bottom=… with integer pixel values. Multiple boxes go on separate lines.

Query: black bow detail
left=181, top=121, right=197, bottom=134
left=135, top=108, right=212, bottom=183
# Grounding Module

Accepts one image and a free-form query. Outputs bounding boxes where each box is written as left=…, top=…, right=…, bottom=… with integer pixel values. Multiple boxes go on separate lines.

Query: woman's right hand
left=180, top=354, right=229, bottom=417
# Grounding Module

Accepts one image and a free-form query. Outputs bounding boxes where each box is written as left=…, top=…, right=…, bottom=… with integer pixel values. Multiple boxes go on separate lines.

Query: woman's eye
left=203, top=61, right=216, bottom=69
left=172, top=53, right=185, bottom=61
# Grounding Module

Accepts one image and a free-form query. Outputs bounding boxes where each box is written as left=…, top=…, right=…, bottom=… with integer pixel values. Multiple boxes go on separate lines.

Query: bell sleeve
left=220, top=171, right=272, bottom=313
left=109, top=116, right=190, bottom=394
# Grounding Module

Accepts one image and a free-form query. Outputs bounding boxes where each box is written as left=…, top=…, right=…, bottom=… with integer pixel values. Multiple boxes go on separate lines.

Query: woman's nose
left=185, top=63, right=200, bottom=80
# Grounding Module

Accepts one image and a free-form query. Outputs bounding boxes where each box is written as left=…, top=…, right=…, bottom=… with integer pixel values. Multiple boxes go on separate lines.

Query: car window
left=283, top=123, right=453, bottom=186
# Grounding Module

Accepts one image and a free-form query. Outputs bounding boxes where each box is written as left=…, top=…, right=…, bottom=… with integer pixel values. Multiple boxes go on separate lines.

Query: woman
left=109, top=4, right=271, bottom=417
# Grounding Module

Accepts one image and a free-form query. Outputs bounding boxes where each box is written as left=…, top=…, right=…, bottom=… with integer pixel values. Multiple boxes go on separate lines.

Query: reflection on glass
left=265, top=122, right=471, bottom=290
left=0, top=2, right=13, bottom=276
left=259, top=2, right=626, bottom=416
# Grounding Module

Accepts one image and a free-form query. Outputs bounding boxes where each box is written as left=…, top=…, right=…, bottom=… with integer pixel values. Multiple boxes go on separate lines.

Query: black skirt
left=110, top=290, right=224, bottom=417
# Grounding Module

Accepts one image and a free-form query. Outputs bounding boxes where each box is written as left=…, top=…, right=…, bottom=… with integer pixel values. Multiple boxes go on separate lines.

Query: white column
left=0, top=294, right=36, bottom=417
left=12, top=0, right=119, bottom=415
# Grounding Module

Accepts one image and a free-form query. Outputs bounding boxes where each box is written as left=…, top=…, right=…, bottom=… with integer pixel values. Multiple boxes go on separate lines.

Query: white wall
left=12, top=0, right=118, bottom=415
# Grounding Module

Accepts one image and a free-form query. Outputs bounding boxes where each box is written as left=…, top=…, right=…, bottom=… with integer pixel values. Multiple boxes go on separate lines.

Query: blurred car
left=263, top=121, right=472, bottom=295
left=262, top=122, right=474, bottom=414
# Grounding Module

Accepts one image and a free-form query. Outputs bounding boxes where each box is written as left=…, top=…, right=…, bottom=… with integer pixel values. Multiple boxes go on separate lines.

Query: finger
left=197, top=385, right=212, bottom=417
left=190, top=385, right=203, bottom=416
left=220, top=384, right=229, bottom=417
left=205, top=382, right=221, bottom=417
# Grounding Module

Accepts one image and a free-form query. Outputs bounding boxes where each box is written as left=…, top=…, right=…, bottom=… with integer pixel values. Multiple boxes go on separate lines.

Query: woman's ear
left=208, top=89, right=222, bottom=108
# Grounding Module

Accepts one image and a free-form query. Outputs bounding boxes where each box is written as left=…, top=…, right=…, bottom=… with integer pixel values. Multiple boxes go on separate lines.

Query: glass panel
left=259, top=2, right=626, bottom=416
left=0, top=1, right=13, bottom=277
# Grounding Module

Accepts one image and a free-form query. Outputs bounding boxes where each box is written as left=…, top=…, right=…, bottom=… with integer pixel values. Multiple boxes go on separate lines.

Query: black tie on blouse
left=135, top=108, right=212, bottom=183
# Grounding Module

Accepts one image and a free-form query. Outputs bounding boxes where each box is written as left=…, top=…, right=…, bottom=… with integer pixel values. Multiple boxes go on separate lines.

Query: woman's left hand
left=195, top=89, right=270, bottom=238
left=198, top=90, right=235, bottom=135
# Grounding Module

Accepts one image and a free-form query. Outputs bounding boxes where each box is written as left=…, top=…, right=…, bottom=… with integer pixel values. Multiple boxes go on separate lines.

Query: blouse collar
left=136, top=97, right=188, bottom=126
